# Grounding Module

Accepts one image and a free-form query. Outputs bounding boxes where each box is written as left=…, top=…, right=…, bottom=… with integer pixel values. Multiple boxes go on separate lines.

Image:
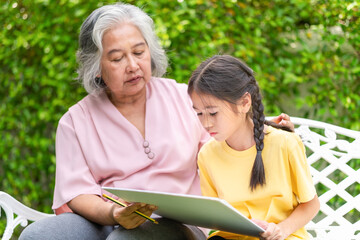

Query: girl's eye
left=209, top=112, right=217, bottom=116
left=196, top=112, right=203, bottom=116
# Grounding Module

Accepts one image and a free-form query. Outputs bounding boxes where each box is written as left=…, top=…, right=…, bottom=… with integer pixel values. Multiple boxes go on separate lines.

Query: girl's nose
left=201, top=116, right=213, bottom=130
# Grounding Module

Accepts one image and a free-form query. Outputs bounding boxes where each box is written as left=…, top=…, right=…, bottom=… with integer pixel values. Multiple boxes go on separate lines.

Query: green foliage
left=1, top=0, right=359, bottom=237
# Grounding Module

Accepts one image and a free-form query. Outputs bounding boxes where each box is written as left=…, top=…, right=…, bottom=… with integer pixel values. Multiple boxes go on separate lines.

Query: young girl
left=188, top=55, right=320, bottom=240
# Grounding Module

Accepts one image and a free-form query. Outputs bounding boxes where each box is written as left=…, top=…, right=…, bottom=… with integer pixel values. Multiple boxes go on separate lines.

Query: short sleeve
left=52, top=112, right=101, bottom=213
left=288, top=134, right=317, bottom=203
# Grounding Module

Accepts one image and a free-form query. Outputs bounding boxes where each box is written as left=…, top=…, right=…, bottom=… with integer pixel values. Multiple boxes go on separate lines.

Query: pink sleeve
left=198, top=125, right=210, bottom=153
left=180, top=82, right=210, bottom=153
left=52, top=112, right=101, bottom=213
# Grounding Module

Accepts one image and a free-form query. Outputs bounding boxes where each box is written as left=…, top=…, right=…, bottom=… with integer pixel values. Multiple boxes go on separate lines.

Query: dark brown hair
left=188, top=55, right=292, bottom=191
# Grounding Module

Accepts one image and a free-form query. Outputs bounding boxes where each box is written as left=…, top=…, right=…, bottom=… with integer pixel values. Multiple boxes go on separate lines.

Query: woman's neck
left=106, top=87, right=146, bottom=109
left=106, top=88, right=147, bottom=138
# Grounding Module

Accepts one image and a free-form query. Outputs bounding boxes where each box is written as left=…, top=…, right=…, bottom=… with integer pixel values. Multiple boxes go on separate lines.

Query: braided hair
left=188, top=55, right=292, bottom=191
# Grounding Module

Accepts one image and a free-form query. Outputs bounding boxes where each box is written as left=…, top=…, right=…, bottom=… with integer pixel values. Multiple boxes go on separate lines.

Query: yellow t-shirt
left=198, top=127, right=316, bottom=240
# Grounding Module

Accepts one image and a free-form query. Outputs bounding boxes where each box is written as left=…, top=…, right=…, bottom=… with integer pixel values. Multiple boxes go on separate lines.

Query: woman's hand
left=252, top=219, right=289, bottom=240
left=271, top=113, right=294, bottom=132
left=112, top=202, right=157, bottom=229
left=68, top=194, right=157, bottom=228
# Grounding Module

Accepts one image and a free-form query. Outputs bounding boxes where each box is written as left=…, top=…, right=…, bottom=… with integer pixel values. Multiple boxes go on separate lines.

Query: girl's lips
left=209, top=132, right=217, bottom=137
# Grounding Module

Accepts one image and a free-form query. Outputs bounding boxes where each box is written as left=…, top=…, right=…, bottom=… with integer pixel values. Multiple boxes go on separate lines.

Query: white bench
left=1, top=117, right=359, bottom=240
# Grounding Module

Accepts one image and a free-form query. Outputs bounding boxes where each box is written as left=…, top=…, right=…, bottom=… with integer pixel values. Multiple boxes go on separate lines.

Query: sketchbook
left=102, top=187, right=264, bottom=237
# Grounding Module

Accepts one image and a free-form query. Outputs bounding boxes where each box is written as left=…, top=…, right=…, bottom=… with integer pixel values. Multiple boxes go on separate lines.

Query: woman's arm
left=253, top=195, right=320, bottom=240
left=68, top=194, right=157, bottom=229
left=271, top=113, right=294, bottom=131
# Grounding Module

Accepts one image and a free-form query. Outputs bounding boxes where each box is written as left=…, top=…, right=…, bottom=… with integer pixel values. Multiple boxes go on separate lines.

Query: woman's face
left=100, top=23, right=152, bottom=99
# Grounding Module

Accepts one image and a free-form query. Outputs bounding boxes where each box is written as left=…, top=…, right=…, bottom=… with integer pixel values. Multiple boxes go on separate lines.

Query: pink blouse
left=52, top=77, right=209, bottom=214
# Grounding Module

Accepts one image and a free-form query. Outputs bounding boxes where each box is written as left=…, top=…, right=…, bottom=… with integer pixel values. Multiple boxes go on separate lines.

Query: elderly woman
left=19, top=3, right=292, bottom=240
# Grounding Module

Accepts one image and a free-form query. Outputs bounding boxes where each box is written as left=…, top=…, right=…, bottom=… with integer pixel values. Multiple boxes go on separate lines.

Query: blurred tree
left=1, top=0, right=359, bottom=237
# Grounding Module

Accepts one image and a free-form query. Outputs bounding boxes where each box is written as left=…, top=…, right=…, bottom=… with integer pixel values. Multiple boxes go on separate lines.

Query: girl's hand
left=252, top=219, right=289, bottom=240
left=112, top=202, right=157, bottom=229
left=272, top=113, right=294, bottom=131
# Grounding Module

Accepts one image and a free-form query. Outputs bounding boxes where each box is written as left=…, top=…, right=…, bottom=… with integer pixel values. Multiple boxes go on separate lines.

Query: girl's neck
left=225, top=118, right=256, bottom=151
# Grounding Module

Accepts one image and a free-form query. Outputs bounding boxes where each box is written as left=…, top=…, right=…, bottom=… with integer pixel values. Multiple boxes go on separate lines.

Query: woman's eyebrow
left=107, top=42, right=146, bottom=56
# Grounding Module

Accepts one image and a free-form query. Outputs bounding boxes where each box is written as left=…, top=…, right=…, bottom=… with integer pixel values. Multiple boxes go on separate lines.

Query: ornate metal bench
left=1, top=117, right=359, bottom=239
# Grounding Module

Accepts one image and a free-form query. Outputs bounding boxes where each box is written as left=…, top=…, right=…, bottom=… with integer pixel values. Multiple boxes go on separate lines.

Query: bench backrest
left=290, top=117, right=360, bottom=239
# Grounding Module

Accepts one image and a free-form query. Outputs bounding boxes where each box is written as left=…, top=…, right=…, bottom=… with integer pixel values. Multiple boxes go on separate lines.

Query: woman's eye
left=134, top=51, right=143, bottom=56
left=112, top=57, right=123, bottom=62
left=209, top=112, right=217, bottom=116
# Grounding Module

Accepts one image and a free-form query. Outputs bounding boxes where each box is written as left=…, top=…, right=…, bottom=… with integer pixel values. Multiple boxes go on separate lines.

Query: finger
left=271, top=115, right=281, bottom=124
left=261, top=223, right=276, bottom=238
left=252, top=219, right=268, bottom=229
left=148, top=204, right=158, bottom=211
left=281, top=113, right=290, bottom=121
left=280, top=119, right=295, bottom=131
left=268, top=223, right=282, bottom=240
left=138, top=204, right=157, bottom=212
left=136, top=204, right=157, bottom=218
left=114, top=209, right=147, bottom=229
left=126, top=203, right=157, bottom=225
left=121, top=202, right=146, bottom=216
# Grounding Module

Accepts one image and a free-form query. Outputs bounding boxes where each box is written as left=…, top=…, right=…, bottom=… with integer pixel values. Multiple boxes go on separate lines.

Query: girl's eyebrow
left=193, top=106, right=218, bottom=110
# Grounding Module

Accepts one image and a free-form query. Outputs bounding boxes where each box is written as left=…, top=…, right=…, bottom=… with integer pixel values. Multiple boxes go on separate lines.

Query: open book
left=103, top=187, right=264, bottom=237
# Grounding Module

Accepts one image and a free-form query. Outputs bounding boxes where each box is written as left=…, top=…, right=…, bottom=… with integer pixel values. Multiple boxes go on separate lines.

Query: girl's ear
left=238, top=92, right=252, bottom=114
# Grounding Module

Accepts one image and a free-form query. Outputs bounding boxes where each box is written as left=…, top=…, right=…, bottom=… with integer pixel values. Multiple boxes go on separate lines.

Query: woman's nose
left=126, top=55, right=139, bottom=72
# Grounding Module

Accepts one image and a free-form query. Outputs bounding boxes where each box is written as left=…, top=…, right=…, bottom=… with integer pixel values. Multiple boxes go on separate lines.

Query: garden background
left=1, top=0, right=359, bottom=238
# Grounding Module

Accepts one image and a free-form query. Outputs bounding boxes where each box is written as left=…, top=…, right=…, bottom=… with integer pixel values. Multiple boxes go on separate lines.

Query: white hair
left=76, top=3, right=168, bottom=94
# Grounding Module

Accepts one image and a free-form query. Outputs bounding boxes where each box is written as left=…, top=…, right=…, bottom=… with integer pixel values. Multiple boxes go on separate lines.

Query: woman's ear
left=238, top=92, right=252, bottom=113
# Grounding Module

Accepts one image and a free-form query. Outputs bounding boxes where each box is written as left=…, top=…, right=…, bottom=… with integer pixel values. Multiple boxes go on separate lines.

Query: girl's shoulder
left=198, top=138, right=222, bottom=156
left=266, top=126, right=303, bottom=148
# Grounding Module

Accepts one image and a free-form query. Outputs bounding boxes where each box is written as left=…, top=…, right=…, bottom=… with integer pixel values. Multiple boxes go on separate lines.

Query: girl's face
left=190, top=92, right=251, bottom=142
left=100, top=23, right=152, bottom=99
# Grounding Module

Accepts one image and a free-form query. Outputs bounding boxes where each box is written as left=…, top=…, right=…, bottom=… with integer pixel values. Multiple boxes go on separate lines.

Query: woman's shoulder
left=59, top=92, right=106, bottom=123
left=151, top=77, right=188, bottom=94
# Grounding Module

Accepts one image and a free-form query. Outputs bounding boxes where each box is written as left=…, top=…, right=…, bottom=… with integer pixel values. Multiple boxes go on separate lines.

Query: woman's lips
left=126, top=76, right=141, bottom=84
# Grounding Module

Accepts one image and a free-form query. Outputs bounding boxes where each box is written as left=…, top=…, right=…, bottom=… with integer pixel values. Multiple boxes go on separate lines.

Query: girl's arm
left=253, top=194, right=320, bottom=240
left=277, top=194, right=320, bottom=238
left=68, top=194, right=157, bottom=229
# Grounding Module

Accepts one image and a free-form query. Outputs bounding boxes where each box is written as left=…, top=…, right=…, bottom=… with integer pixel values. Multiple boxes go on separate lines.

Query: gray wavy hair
left=76, top=3, right=168, bottom=94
